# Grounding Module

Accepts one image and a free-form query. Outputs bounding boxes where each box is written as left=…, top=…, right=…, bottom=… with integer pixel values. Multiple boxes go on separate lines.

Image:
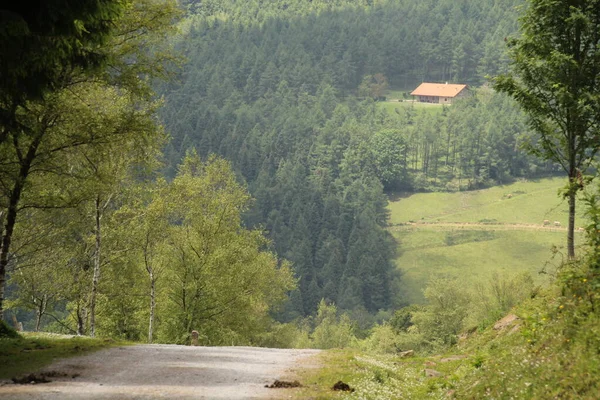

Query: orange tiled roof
left=410, top=82, right=467, bottom=98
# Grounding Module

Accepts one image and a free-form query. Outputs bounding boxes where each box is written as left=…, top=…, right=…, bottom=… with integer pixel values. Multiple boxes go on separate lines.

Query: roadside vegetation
left=292, top=188, right=600, bottom=398
left=0, top=323, right=120, bottom=379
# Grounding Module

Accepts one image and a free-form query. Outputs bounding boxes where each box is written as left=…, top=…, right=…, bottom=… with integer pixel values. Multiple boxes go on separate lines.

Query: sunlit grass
left=387, top=177, right=588, bottom=304
left=294, top=349, right=361, bottom=399
left=392, top=230, right=564, bottom=304
left=0, top=332, right=124, bottom=379
left=379, top=99, right=445, bottom=116
left=388, top=177, right=580, bottom=226
left=295, top=349, right=473, bottom=399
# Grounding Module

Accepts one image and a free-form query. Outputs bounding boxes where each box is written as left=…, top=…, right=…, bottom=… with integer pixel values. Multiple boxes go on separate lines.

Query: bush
left=255, top=322, right=309, bottom=349
left=311, top=300, right=357, bottom=349
left=361, top=324, right=400, bottom=354
left=0, top=320, right=20, bottom=339
left=466, top=272, right=534, bottom=329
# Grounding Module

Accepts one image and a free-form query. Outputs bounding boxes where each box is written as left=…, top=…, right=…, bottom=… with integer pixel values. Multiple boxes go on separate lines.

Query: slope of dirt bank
left=0, top=345, right=321, bottom=399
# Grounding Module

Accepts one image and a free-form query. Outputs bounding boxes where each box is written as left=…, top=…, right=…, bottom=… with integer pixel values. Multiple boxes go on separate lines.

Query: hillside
left=157, top=0, right=554, bottom=318
left=388, top=177, right=585, bottom=303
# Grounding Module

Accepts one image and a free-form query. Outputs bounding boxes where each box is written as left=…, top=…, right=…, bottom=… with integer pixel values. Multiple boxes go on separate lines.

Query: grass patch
left=444, top=230, right=496, bottom=246
left=306, top=276, right=600, bottom=399
left=0, top=332, right=122, bottom=379
left=296, top=349, right=472, bottom=399
left=387, top=178, right=586, bottom=304
left=388, top=177, right=580, bottom=226
left=379, top=100, right=445, bottom=116
left=393, top=230, right=561, bottom=304
left=294, top=349, right=362, bottom=399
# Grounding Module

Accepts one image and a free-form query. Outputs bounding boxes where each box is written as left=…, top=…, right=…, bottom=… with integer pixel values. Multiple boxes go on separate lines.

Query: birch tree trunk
left=148, top=270, right=155, bottom=343
left=35, top=294, right=47, bottom=332
left=90, top=195, right=102, bottom=337
left=567, top=188, right=576, bottom=260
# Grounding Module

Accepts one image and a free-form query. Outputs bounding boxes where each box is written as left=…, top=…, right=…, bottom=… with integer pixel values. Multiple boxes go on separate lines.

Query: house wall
left=454, top=89, right=468, bottom=100
left=417, top=95, right=440, bottom=103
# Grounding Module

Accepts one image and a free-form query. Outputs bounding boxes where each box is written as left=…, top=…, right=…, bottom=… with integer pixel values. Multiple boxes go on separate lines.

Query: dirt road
left=0, top=345, right=321, bottom=399
left=389, top=221, right=570, bottom=233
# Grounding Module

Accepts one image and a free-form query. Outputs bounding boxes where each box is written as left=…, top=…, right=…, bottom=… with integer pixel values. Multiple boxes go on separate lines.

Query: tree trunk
left=0, top=173, right=29, bottom=320
left=148, top=271, right=156, bottom=343
left=76, top=303, right=87, bottom=336
left=567, top=188, right=576, bottom=260
left=0, top=204, right=17, bottom=321
left=35, top=294, right=47, bottom=332
left=0, top=130, right=44, bottom=320
left=90, top=195, right=102, bottom=337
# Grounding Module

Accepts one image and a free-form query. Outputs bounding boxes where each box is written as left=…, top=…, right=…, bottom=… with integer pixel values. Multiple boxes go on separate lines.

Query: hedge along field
left=388, top=177, right=585, bottom=226
left=388, top=177, right=588, bottom=305
left=379, top=98, right=445, bottom=116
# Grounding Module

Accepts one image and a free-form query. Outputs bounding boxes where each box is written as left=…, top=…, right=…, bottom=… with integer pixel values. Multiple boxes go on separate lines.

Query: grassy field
left=387, top=177, right=587, bottom=304
left=0, top=332, right=121, bottom=379
left=388, top=177, right=578, bottom=225
left=379, top=99, right=445, bottom=116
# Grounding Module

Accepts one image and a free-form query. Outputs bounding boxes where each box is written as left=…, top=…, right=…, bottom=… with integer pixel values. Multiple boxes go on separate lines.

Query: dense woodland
left=158, top=0, right=558, bottom=320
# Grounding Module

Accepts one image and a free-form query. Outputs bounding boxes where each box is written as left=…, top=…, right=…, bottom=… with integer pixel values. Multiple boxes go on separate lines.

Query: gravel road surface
left=0, top=345, right=321, bottom=399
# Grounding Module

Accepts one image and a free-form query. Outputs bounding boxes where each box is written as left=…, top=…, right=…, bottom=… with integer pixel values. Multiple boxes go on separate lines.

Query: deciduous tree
left=494, top=0, right=600, bottom=258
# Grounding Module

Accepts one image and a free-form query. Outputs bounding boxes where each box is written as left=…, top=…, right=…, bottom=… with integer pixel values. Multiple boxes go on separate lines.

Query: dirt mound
left=11, top=374, right=51, bottom=384
left=11, top=370, right=80, bottom=385
left=265, top=379, right=302, bottom=388
left=332, top=380, right=354, bottom=392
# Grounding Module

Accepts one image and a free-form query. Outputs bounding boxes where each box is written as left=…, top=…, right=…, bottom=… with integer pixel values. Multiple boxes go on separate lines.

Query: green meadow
left=379, top=99, right=445, bottom=116
left=388, top=177, right=587, bottom=304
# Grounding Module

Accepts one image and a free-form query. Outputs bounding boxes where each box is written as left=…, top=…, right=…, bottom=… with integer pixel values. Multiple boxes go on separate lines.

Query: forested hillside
left=158, top=0, right=559, bottom=318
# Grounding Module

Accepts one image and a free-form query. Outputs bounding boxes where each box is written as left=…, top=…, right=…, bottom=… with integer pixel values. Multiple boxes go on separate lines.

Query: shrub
left=311, top=300, right=357, bottom=349
left=0, top=320, right=20, bottom=339
left=361, top=324, right=400, bottom=354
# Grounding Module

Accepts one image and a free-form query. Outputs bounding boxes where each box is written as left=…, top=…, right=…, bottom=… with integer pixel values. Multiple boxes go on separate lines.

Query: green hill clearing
left=388, top=177, right=587, bottom=304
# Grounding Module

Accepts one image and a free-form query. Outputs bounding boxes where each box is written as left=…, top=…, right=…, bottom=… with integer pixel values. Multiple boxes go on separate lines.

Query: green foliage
left=466, top=272, right=535, bottom=329
left=0, top=320, right=19, bottom=339
left=156, top=0, right=570, bottom=320
left=389, top=305, right=418, bottom=333
left=0, top=0, right=124, bottom=108
left=368, top=129, right=407, bottom=190
left=151, top=154, right=296, bottom=344
left=362, top=272, right=535, bottom=355
left=494, top=0, right=600, bottom=258
left=253, top=322, right=310, bottom=349
left=359, top=74, right=389, bottom=100
left=311, top=300, right=357, bottom=349
left=1, top=0, right=179, bottom=323
left=409, top=278, right=471, bottom=348
left=361, top=324, right=401, bottom=354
